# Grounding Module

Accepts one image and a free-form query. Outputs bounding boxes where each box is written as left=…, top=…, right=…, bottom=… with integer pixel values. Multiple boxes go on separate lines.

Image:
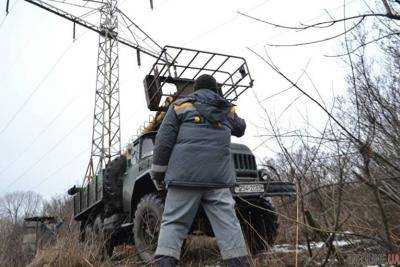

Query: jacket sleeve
left=151, top=106, right=180, bottom=181
left=228, top=108, right=246, bottom=137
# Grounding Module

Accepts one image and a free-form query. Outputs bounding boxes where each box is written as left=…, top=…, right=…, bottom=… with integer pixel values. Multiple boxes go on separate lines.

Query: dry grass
left=26, top=221, right=385, bottom=267
left=28, top=231, right=112, bottom=267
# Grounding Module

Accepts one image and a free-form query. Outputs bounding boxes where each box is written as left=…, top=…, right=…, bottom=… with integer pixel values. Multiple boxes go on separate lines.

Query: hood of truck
left=231, top=143, right=253, bottom=155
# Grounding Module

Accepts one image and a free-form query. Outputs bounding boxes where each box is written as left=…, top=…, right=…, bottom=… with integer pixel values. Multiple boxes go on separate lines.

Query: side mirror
left=67, top=186, right=78, bottom=196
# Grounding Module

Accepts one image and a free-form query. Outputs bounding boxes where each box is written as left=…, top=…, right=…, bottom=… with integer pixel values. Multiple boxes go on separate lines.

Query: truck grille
left=233, top=154, right=257, bottom=178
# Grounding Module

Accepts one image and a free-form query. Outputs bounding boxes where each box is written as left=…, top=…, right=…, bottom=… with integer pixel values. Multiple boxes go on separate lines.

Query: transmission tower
left=87, top=0, right=121, bottom=180
left=13, top=0, right=163, bottom=183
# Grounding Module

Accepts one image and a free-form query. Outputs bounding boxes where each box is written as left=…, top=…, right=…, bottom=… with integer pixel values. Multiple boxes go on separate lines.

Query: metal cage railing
left=144, top=45, right=254, bottom=111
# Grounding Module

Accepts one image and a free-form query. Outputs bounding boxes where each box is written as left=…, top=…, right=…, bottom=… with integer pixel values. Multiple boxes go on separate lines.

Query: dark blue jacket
left=151, top=89, right=246, bottom=188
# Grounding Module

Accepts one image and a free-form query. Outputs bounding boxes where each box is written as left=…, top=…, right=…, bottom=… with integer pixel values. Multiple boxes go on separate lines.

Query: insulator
left=72, top=22, right=76, bottom=41
left=136, top=49, right=141, bottom=67
left=6, top=0, right=10, bottom=14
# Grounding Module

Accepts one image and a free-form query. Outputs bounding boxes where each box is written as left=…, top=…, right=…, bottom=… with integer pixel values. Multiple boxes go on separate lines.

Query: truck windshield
left=141, top=137, right=154, bottom=158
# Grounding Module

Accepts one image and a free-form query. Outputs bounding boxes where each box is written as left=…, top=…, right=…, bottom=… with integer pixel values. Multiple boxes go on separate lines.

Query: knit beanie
left=193, top=74, right=219, bottom=94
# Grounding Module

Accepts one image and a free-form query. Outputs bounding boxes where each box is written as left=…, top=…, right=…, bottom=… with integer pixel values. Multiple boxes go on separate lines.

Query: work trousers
left=155, top=186, right=248, bottom=260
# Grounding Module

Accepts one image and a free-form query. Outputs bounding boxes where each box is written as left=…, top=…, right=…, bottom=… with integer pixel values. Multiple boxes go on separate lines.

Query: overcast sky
left=0, top=0, right=374, bottom=198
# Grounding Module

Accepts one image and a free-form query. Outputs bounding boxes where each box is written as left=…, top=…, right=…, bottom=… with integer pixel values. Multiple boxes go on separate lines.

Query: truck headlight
left=257, top=169, right=270, bottom=181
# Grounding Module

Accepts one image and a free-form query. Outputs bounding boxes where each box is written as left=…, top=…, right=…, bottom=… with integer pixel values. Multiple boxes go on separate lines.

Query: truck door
left=122, top=140, right=140, bottom=213
left=138, top=135, right=155, bottom=173
left=130, top=140, right=140, bottom=175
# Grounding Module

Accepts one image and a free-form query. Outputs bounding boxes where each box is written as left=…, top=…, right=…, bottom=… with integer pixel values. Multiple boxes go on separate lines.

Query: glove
left=151, top=171, right=166, bottom=190
left=151, top=170, right=165, bottom=181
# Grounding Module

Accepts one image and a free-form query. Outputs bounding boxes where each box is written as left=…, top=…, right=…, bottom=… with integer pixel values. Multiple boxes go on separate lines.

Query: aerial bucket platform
left=143, top=45, right=254, bottom=112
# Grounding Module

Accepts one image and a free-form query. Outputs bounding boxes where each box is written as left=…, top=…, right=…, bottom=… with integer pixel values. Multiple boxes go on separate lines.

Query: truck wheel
left=239, top=198, right=278, bottom=255
left=133, top=193, right=164, bottom=263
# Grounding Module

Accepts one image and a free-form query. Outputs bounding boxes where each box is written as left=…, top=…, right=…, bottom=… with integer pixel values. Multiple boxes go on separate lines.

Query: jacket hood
left=189, top=89, right=233, bottom=124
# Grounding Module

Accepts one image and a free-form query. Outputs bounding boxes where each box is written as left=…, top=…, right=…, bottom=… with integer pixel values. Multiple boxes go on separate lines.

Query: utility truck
left=68, top=46, right=296, bottom=261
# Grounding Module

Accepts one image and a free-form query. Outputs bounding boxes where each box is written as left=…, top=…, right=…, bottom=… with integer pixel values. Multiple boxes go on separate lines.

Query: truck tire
left=133, top=193, right=164, bottom=263
left=239, top=198, right=278, bottom=255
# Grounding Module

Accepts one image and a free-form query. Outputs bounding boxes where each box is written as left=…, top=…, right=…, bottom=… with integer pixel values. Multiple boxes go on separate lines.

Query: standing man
left=151, top=74, right=249, bottom=267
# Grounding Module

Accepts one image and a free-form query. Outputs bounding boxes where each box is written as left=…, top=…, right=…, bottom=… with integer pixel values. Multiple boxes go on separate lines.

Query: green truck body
left=71, top=132, right=294, bottom=220
left=68, top=131, right=295, bottom=259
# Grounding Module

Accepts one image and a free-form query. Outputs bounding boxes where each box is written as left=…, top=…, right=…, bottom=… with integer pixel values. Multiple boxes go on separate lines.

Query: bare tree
left=239, top=0, right=400, bottom=53
left=42, top=194, right=74, bottom=228
left=0, top=191, right=43, bottom=224
left=0, top=191, right=43, bottom=265
left=240, top=0, right=400, bottom=265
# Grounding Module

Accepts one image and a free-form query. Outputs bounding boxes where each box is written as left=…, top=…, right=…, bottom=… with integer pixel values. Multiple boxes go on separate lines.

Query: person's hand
left=156, top=179, right=166, bottom=190
left=151, top=170, right=164, bottom=180
left=151, top=171, right=166, bottom=190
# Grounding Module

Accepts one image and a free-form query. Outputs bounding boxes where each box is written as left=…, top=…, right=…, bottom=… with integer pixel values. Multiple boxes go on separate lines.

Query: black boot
left=154, top=255, right=178, bottom=267
left=224, top=256, right=251, bottom=267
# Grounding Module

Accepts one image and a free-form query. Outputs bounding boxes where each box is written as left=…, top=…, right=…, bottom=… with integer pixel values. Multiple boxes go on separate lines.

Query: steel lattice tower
left=86, top=0, right=120, bottom=179
left=15, top=0, right=163, bottom=185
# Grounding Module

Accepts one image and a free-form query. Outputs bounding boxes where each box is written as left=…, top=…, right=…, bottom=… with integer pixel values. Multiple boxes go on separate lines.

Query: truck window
left=141, top=137, right=154, bottom=158
left=131, top=141, right=139, bottom=163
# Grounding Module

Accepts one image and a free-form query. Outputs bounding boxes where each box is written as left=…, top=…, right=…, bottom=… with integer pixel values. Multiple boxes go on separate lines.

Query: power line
left=0, top=15, right=6, bottom=30
left=1, top=0, right=166, bottom=193
left=240, top=0, right=361, bottom=129
left=77, top=6, right=99, bottom=19
left=183, top=0, right=272, bottom=46
left=32, top=146, right=90, bottom=190
left=0, top=97, right=78, bottom=177
left=0, top=7, right=96, bottom=83
left=0, top=30, right=90, bottom=192
left=32, top=114, right=145, bottom=190
left=245, top=0, right=359, bottom=48
left=182, top=0, right=357, bottom=48
left=118, top=8, right=163, bottom=51
left=0, top=0, right=20, bottom=31
left=0, top=29, right=89, bottom=138
left=46, top=0, right=99, bottom=10
left=30, top=78, right=147, bottom=191
left=33, top=118, right=144, bottom=190
left=5, top=113, right=90, bottom=190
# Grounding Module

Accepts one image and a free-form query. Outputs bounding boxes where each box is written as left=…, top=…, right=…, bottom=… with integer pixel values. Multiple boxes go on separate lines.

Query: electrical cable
left=245, top=0, right=359, bottom=48
left=33, top=112, right=144, bottom=190
left=1, top=3, right=154, bottom=190
left=1, top=5, right=96, bottom=81
left=0, top=17, right=6, bottom=30
left=118, top=8, right=163, bottom=51
left=0, top=29, right=89, bottom=190
left=77, top=6, right=98, bottom=19
left=46, top=0, right=98, bottom=10
left=33, top=110, right=145, bottom=189
left=183, top=0, right=272, bottom=46
left=0, top=97, right=78, bottom=177
left=0, top=29, right=89, bottom=138
left=183, top=0, right=358, bottom=47
left=1, top=0, right=152, bottom=192
left=32, top=146, right=90, bottom=190
left=5, top=113, right=90, bottom=190
left=0, top=0, right=20, bottom=31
